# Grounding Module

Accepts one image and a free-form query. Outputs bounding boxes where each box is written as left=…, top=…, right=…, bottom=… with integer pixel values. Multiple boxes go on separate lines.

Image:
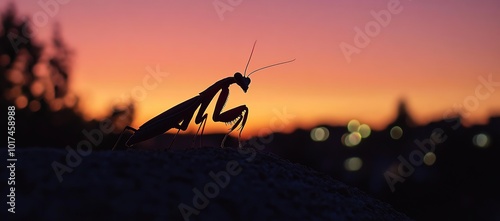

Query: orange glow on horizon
left=7, top=1, right=500, bottom=138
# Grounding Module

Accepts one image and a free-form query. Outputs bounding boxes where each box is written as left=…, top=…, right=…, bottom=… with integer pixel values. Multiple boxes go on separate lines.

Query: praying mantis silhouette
left=112, top=42, right=294, bottom=150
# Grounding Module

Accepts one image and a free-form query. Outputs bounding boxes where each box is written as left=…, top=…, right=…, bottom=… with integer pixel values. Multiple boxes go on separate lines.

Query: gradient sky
left=8, top=0, right=500, bottom=137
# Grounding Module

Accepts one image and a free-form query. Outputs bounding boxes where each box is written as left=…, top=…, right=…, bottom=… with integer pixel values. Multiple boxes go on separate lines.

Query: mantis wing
left=127, top=95, right=202, bottom=146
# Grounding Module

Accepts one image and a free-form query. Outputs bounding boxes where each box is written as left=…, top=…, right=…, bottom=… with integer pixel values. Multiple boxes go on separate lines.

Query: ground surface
left=2, top=147, right=411, bottom=221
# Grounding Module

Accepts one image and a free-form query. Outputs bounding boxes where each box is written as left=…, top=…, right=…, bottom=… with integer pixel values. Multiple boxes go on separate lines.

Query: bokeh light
left=310, top=127, right=330, bottom=142
left=423, top=152, right=436, bottom=166
left=29, top=100, right=41, bottom=112
left=472, top=133, right=490, bottom=148
left=345, top=132, right=362, bottom=147
left=390, top=126, right=403, bottom=140
left=30, top=81, right=44, bottom=97
left=343, top=121, right=371, bottom=147
left=344, top=157, right=363, bottom=172
left=64, top=94, right=77, bottom=108
left=7, top=69, right=23, bottom=84
left=50, top=99, right=64, bottom=111
left=15, top=95, right=28, bottom=109
left=341, top=133, right=348, bottom=146
left=347, top=120, right=360, bottom=133
left=358, top=124, right=371, bottom=138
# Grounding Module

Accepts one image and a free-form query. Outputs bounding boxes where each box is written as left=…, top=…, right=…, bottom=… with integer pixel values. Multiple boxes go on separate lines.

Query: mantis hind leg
left=167, top=128, right=181, bottom=150
left=112, top=126, right=138, bottom=151
left=192, top=113, right=208, bottom=148
left=166, top=113, right=195, bottom=150
left=163, top=101, right=203, bottom=150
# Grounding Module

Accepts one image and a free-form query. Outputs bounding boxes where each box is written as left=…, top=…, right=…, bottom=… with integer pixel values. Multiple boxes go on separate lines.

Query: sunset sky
left=8, top=0, right=500, bottom=137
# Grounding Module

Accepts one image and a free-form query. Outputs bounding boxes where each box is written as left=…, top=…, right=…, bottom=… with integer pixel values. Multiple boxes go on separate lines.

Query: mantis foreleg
left=213, top=87, right=249, bottom=147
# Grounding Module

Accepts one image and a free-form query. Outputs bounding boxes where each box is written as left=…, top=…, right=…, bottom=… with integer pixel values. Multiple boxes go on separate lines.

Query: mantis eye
left=234, top=72, right=243, bottom=79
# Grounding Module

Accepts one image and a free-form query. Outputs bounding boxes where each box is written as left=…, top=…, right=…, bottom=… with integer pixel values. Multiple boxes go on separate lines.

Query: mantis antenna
left=243, top=41, right=257, bottom=77
left=247, top=59, right=296, bottom=77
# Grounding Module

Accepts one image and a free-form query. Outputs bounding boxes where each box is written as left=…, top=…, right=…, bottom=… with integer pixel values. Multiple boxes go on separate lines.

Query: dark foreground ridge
left=3, top=147, right=411, bottom=221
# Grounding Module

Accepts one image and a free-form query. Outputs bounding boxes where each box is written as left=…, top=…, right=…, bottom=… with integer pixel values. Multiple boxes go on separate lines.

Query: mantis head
left=234, top=72, right=251, bottom=93
left=236, top=41, right=295, bottom=93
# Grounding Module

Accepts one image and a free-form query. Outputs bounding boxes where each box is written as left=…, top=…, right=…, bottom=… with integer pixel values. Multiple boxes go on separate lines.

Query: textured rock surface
left=2, top=147, right=411, bottom=221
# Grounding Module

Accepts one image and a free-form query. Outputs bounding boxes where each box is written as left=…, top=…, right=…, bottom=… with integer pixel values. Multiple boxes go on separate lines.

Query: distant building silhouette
left=388, top=99, right=416, bottom=128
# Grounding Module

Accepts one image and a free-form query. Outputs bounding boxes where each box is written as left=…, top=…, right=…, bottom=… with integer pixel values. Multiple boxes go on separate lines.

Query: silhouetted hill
left=112, top=112, right=500, bottom=220
left=1, top=147, right=410, bottom=221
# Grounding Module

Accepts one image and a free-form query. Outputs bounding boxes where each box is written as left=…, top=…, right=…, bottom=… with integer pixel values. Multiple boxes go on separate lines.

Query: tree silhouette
left=1, top=3, right=76, bottom=111
left=1, top=3, right=42, bottom=108
left=1, top=3, right=81, bottom=147
left=1, top=4, right=134, bottom=148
